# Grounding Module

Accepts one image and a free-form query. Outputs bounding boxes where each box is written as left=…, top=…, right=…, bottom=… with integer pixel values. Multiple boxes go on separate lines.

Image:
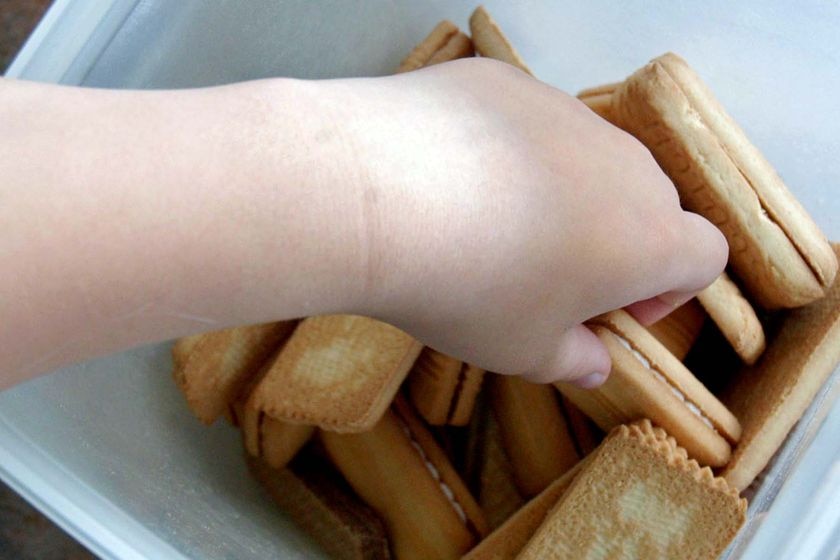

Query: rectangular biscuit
left=518, top=420, right=746, bottom=560
left=250, top=315, right=422, bottom=432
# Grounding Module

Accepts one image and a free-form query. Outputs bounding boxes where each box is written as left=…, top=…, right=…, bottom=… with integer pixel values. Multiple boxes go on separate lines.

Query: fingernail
left=570, top=371, right=608, bottom=389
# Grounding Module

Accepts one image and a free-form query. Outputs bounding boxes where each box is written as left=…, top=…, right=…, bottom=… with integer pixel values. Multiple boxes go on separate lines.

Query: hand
left=326, top=59, right=727, bottom=385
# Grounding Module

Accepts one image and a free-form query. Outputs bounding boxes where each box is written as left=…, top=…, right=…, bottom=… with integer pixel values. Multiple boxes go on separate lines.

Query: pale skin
left=0, top=59, right=727, bottom=391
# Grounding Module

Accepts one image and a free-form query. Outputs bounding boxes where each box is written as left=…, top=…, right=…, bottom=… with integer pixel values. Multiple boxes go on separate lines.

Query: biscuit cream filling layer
left=395, top=417, right=468, bottom=524
left=612, top=333, right=716, bottom=432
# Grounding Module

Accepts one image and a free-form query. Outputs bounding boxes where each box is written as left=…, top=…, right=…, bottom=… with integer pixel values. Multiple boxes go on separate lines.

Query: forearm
left=0, top=77, right=367, bottom=385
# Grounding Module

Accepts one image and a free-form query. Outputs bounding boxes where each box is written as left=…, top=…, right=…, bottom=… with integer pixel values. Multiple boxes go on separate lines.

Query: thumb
left=520, top=324, right=611, bottom=387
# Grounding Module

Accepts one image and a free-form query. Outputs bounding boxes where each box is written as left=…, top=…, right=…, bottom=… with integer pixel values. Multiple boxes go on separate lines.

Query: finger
left=520, top=324, right=611, bottom=386
left=625, top=290, right=697, bottom=326
left=661, top=211, right=728, bottom=296
left=628, top=212, right=727, bottom=325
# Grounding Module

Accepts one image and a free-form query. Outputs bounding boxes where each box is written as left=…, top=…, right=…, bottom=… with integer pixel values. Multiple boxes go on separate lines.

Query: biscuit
left=697, top=272, right=766, bottom=364
left=489, top=375, right=580, bottom=496
left=250, top=315, right=422, bottom=432
left=518, top=420, right=747, bottom=560
left=610, top=53, right=837, bottom=308
left=468, top=6, right=532, bottom=75
left=557, top=309, right=741, bottom=466
left=172, top=321, right=297, bottom=424
left=408, top=347, right=485, bottom=426
left=397, top=20, right=474, bottom=73
left=721, top=243, right=840, bottom=491
left=320, top=397, right=488, bottom=560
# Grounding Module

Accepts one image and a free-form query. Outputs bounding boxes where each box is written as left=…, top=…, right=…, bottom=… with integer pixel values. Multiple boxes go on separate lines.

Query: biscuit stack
left=171, top=6, right=839, bottom=560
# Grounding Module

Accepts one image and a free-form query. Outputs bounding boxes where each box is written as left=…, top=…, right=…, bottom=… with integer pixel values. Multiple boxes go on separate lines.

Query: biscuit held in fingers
left=721, top=243, right=840, bottom=491
left=396, top=20, right=473, bottom=73
left=172, top=321, right=298, bottom=424
left=408, top=347, right=485, bottom=426
left=611, top=52, right=838, bottom=308
left=646, top=299, right=706, bottom=361
left=489, top=375, right=580, bottom=497
left=697, top=272, right=766, bottom=365
left=247, top=453, right=392, bottom=560
left=250, top=315, right=422, bottom=432
left=468, top=6, right=532, bottom=74
left=320, top=399, right=487, bottom=560
left=557, top=309, right=740, bottom=467
left=517, top=420, right=746, bottom=560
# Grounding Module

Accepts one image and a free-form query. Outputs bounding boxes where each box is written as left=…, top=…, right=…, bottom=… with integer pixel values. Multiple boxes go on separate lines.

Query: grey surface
left=1, top=1, right=839, bottom=559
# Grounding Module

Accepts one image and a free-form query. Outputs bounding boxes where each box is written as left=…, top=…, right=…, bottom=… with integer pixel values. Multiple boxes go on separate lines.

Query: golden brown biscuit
left=721, top=243, right=840, bottom=491
left=610, top=53, right=837, bottom=309
left=172, top=321, right=297, bottom=424
left=518, top=420, right=746, bottom=560
left=407, top=347, right=485, bottom=426
left=489, top=375, right=580, bottom=496
left=236, top=391, right=314, bottom=470
left=396, top=20, right=473, bottom=73
left=468, top=6, right=532, bottom=75
left=697, top=272, right=766, bottom=365
left=247, top=452, right=391, bottom=560
left=250, top=315, right=422, bottom=432
left=320, top=397, right=488, bottom=560
left=557, top=309, right=741, bottom=466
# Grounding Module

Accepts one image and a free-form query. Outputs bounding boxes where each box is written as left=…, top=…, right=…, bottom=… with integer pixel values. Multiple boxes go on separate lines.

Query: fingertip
left=568, top=371, right=608, bottom=389
left=525, top=324, right=611, bottom=386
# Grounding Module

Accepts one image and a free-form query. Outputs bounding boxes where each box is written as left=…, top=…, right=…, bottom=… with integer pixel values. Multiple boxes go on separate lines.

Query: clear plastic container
left=3, top=1, right=839, bottom=558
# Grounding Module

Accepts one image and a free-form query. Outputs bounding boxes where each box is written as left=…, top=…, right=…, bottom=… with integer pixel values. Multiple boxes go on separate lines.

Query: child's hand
left=0, top=63, right=725, bottom=388
left=328, top=60, right=727, bottom=386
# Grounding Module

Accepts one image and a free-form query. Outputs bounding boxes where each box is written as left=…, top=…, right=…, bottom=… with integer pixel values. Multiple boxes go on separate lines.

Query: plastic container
left=3, top=1, right=839, bottom=558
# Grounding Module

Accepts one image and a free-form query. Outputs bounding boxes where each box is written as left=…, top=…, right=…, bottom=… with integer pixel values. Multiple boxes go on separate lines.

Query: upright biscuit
left=396, top=20, right=473, bottom=73
left=489, top=375, right=579, bottom=496
left=236, top=389, right=314, bottom=470
left=610, top=53, right=837, bottom=308
left=247, top=452, right=391, bottom=560
left=697, top=272, right=766, bottom=365
left=320, top=398, right=488, bottom=560
left=172, top=321, right=297, bottom=424
left=558, top=309, right=741, bottom=467
left=518, top=420, right=747, bottom=560
left=408, top=347, right=485, bottom=426
left=250, top=315, right=422, bottom=432
left=721, top=243, right=840, bottom=491
left=468, top=6, right=532, bottom=75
